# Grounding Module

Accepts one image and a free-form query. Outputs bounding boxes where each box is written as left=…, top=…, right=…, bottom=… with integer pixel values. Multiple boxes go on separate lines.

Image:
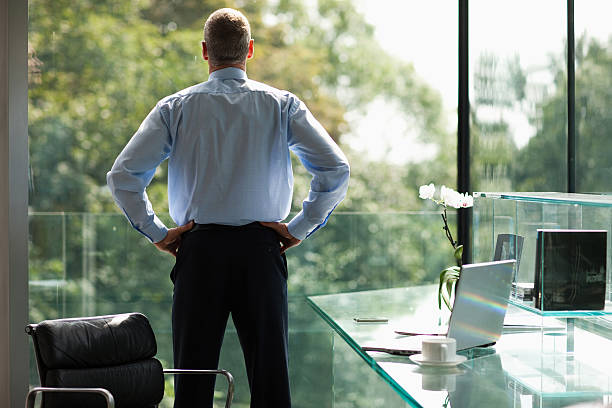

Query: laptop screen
left=447, top=260, right=515, bottom=350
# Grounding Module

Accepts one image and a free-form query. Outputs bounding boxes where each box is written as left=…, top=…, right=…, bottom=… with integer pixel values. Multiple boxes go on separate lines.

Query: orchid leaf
left=438, top=266, right=461, bottom=311
left=438, top=271, right=446, bottom=308
left=454, top=245, right=463, bottom=266
left=438, top=268, right=454, bottom=308
left=446, top=279, right=455, bottom=301
left=443, top=292, right=452, bottom=310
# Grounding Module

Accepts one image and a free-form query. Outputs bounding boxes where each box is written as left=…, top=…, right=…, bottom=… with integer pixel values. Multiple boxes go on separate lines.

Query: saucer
left=409, top=354, right=467, bottom=367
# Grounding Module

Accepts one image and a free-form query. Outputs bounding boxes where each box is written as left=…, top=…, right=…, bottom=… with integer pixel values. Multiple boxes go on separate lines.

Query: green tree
left=470, top=53, right=522, bottom=192
left=29, top=0, right=453, bottom=214
left=512, top=35, right=612, bottom=192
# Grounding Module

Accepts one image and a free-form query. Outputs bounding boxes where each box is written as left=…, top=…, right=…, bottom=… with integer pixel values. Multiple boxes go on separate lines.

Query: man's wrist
left=287, top=212, right=313, bottom=241
left=141, top=215, right=168, bottom=243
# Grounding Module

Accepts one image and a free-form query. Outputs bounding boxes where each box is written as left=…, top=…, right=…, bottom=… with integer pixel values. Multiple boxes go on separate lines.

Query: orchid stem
left=441, top=208, right=456, bottom=248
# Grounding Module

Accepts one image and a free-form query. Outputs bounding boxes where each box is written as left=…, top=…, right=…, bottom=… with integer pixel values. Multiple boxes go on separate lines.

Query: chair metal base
left=164, top=369, right=234, bottom=408
left=25, top=387, right=115, bottom=408
left=26, top=369, right=234, bottom=408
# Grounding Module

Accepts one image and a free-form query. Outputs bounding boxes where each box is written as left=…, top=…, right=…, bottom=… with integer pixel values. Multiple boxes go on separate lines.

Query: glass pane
left=574, top=1, right=612, bottom=193
left=349, top=0, right=457, bottom=176
left=28, top=1, right=457, bottom=406
left=470, top=0, right=567, bottom=192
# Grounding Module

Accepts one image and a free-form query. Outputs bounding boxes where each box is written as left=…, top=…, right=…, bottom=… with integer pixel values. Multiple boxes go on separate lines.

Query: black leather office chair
left=25, top=313, right=234, bottom=408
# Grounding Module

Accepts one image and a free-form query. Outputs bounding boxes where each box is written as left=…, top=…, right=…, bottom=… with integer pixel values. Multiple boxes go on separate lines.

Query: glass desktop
left=307, top=285, right=612, bottom=408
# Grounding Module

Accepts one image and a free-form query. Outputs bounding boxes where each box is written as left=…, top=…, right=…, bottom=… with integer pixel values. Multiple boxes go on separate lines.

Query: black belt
left=188, top=222, right=267, bottom=233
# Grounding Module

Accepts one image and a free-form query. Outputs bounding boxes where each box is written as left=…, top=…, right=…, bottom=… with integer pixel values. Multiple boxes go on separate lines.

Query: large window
left=575, top=1, right=612, bottom=193
left=24, top=0, right=612, bottom=405
left=470, top=0, right=568, bottom=192
left=28, top=1, right=457, bottom=406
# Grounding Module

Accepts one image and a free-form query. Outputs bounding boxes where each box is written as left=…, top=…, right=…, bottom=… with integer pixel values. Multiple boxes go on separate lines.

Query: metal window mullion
left=458, top=0, right=472, bottom=264
left=567, top=0, right=576, bottom=193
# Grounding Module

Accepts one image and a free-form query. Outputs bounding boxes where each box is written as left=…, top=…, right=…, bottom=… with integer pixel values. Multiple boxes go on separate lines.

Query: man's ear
left=247, top=39, right=254, bottom=59
left=202, top=41, right=209, bottom=61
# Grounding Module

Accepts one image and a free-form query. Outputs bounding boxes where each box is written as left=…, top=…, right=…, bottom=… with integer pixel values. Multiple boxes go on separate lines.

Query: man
left=107, top=8, right=349, bottom=408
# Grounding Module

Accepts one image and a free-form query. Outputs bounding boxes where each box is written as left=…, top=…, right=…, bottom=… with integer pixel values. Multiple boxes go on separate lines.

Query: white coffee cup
left=421, top=337, right=457, bottom=362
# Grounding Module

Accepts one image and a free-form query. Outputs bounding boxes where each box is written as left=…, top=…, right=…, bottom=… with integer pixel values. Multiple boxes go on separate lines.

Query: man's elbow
left=339, top=161, right=350, bottom=188
left=106, top=168, right=126, bottom=201
left=106, top=170, right=117, bottom=195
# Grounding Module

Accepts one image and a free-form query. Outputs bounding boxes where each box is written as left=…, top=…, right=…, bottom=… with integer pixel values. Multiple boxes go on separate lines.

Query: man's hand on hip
left=259, top=222, right=302, bottom=254
left=154, top=220, right=195, bottom=257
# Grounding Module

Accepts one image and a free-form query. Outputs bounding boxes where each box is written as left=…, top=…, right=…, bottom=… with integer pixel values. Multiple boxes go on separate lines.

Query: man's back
left=108, top=66, right=348, bottom=242
left=162, top=67, right=297, bottom=227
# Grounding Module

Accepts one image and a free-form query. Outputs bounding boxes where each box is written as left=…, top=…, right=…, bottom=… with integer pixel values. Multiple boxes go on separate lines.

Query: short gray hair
left=204, top=8, right=251, bottom=66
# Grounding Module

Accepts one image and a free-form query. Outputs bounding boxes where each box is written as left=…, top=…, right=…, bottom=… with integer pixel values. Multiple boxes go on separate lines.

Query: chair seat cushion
left=36, top=313, right=157, bottom=368
left=44, top=358, right=164, bottom=408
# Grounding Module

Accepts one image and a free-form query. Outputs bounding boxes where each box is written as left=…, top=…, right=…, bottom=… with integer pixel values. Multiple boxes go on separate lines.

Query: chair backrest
left=26, top=313, right=165, bottom=408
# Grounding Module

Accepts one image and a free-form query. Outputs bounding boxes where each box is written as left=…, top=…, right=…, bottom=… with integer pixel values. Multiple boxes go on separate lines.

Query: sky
left=344, top=0, right=612, bottom=165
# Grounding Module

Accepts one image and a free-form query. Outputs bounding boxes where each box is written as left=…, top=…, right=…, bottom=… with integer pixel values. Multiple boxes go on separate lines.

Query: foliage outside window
left=28, top=1, right=457, bottom=406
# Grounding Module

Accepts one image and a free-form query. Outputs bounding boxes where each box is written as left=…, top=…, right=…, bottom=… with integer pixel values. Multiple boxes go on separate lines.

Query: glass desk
left=307, top=285, right=612, bottom=408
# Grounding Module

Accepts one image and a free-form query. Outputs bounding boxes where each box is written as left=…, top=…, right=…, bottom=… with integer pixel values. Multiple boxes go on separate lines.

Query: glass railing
left=28, top=211, right=456, bottom=407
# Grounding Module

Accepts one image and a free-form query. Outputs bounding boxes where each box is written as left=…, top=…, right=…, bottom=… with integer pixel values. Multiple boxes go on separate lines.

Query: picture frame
left=493, top=233, right=524, bottom=282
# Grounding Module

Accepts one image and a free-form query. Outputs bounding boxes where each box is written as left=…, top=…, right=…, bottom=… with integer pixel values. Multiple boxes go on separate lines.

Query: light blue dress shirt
left=107, top=67, right=349, bottom=243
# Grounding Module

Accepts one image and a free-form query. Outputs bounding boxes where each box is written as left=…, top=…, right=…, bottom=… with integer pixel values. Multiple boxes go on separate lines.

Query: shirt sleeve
left=286, top=98, right=350, bottom=240
left=106, top=103, right=173, bottom=243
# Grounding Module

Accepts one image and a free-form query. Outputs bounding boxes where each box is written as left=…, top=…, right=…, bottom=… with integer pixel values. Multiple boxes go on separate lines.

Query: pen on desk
left=354, top=317, right=389, bottom=323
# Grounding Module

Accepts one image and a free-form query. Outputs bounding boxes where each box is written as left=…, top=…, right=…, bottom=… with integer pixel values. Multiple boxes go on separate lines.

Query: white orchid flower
left=448, top=191, right=464, bottom=209
left=440, top=185, right=451, bottom=203
left=460, top=193, right=474, bottom=208
left=419, top=183, right=435, bottom=200
left=418, top=183, right=473, bottom=208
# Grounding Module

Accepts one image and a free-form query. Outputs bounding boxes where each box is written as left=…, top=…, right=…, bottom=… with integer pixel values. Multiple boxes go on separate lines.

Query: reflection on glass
left=448, top=354, right=510, bottom=408
left=470, top=0, right=567, bottom=192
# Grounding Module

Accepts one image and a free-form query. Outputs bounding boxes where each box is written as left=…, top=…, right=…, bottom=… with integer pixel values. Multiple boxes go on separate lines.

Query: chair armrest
left=25, top=386, right=115, bottom=408
left=163, top=369, right=234, bottom=408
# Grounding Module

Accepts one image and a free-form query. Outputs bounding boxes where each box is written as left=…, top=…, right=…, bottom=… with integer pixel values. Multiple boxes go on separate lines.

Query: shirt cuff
left=139, top=215, right=169, bottom=243
left=287, top=211, right=316, bottom=241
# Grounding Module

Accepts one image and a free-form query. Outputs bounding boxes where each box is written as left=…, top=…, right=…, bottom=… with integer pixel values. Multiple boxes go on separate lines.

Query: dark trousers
left=171, top=223, right=291, bottom=408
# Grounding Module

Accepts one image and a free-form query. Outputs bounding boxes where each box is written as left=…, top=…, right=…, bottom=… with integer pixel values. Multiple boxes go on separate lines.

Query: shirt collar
left=208, top=67, right=248, bottom=81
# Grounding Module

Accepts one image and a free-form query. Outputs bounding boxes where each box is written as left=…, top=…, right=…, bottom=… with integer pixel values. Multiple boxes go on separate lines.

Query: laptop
left=362, top=260, right=516, bottom=355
